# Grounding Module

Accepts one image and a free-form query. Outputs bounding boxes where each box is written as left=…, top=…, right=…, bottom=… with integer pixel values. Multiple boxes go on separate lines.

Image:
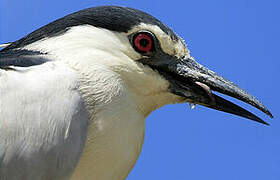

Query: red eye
left=133, top=32, right=154, bottom=54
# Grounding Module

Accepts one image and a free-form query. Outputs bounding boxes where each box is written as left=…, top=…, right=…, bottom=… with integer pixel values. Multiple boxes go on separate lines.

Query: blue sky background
left=1, top=0, right=279, bottom=179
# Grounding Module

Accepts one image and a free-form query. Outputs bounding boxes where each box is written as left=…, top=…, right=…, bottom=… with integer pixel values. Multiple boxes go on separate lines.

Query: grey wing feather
left=0, top=60, right=90, bottom=180
left=0, top=49, right=48, bottom=67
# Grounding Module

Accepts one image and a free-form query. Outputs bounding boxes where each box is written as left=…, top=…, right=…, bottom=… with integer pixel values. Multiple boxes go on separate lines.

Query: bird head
left=2, top=6, right=272, bottom=124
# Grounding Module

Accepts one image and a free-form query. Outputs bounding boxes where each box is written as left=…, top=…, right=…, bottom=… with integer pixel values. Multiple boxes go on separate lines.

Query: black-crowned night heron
left=0, top=6, right=273, bottom=180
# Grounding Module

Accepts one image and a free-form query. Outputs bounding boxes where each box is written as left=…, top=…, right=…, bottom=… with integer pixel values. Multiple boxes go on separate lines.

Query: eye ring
left=132, top=32, right=155, bottom=54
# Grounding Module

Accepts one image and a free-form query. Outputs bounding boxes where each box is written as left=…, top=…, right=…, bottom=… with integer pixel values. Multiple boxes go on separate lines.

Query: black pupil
left=139, top=38, right=149, bottom=47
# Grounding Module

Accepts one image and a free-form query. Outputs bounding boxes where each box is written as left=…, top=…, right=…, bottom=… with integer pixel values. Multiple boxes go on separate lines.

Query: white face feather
left=23, top=23, right=190, bottom=62
left=22, top=24, right=187, bottom=116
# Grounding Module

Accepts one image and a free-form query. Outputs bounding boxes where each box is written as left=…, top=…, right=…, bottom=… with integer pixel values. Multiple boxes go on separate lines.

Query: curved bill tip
left=206, top=93, right=270, bottom=125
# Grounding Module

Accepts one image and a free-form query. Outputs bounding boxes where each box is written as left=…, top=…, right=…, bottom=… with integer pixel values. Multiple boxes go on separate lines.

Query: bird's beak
left=140, top=54, right=273, bottom=125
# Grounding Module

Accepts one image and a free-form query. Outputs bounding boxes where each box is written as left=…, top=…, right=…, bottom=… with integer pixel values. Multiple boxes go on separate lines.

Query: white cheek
left=114, top=32, right=142, bottom=60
